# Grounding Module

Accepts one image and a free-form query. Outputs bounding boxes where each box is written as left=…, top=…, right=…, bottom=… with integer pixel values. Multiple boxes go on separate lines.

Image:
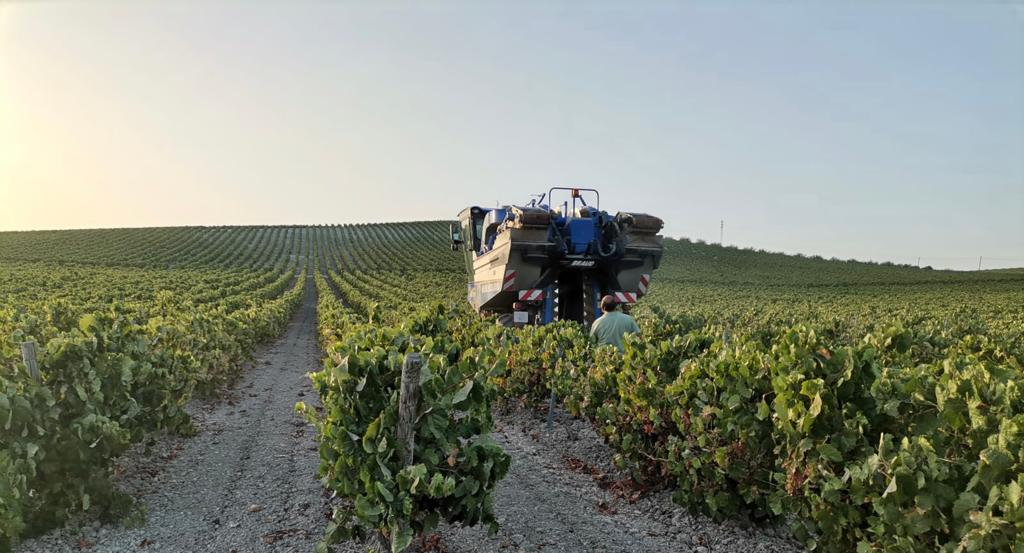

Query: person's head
left=600, top=295, right=619, bottom=313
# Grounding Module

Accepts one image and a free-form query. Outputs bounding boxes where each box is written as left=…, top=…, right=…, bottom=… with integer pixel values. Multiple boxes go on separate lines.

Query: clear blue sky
left=1, top=1, right=1021, bottom=269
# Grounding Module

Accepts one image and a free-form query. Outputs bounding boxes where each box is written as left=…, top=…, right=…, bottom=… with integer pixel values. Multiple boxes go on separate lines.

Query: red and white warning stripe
left=518, top=289, right=545, bottom=301
left=638, top=274, right=650, bottom=296
left=502, top=269, right=516, bottom=291
left=613, top=291, right=638, bottom=304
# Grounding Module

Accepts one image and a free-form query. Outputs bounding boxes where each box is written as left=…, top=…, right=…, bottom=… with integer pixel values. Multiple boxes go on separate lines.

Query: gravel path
left=16, top=277, right=802, bottom=553
left=438, top=403, right=802, bottom=553
left=17, top=276, right=331, bottom=553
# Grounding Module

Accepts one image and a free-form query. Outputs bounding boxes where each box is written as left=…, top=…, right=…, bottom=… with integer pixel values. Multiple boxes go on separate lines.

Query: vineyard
left=1, top=223, right=1022, bottom=552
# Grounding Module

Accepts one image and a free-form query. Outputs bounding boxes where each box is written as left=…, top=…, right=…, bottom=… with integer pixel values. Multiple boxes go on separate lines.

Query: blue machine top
left=566, top=218, right=596, bottom=254
left=550, top=207, right=602, bottom=255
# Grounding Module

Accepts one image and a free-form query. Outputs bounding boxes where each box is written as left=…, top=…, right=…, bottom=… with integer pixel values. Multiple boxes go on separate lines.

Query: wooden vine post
left=392, top=352, right=422, bottom=552
left=21, top=342, right=40, bottom=382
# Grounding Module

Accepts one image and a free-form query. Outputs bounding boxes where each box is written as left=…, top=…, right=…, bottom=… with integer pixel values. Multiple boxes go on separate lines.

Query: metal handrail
left=547, top=187, right=600, bottom=213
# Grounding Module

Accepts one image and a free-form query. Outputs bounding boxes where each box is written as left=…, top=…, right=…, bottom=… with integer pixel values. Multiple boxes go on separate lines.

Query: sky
left=1, top=1, right=1022, bottom=270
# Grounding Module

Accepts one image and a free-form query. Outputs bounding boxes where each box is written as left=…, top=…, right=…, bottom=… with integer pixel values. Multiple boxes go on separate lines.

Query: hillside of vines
left=1, top=223, right=1022, bottom=552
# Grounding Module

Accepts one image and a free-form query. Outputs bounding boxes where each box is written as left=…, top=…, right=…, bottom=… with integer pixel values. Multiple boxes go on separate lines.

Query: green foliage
left=527, top=313, right=1024, bottom=552
left=0, top=230, right=310, bottom=548
left=302, top=298, right=510, bottom=549
left=2, top=222, right=1023, bottom=552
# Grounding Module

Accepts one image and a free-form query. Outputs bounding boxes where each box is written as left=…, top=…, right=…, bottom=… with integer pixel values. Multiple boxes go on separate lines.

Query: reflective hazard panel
left=518, top=289, right=545, bottom=301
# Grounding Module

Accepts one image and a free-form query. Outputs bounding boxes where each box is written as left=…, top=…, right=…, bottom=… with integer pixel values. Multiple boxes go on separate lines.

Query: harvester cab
left=451, top=188, right=663, bottom=326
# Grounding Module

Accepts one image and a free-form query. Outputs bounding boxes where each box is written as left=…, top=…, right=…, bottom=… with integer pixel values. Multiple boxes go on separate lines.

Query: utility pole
left=720, top=220, right=724, bottom=245
left=978, top=256, right=983, bottom=271
left=917, top=256, right=921, bottom=268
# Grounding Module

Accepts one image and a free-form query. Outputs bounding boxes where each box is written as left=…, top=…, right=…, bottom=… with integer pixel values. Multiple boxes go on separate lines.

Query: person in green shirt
left=590, top=295, right=640, bottom=351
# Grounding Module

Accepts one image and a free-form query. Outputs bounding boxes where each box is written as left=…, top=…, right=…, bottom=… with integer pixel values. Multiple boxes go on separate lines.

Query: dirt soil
left=438, top=403, right=801, bottom=553
left=16, top=278, right=802, bottom=553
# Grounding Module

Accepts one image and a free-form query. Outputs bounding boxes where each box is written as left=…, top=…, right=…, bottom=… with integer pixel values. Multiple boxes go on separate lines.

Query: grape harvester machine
left=451, top=188, right=664, bottom=326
